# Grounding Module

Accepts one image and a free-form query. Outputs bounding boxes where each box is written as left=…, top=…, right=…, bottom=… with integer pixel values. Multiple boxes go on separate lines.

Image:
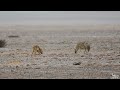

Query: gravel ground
left=0, top=25, right=120, bottom=79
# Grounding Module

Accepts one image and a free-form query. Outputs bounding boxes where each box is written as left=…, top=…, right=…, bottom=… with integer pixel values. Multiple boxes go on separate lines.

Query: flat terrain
left=0, top=25, right=120, bottom=79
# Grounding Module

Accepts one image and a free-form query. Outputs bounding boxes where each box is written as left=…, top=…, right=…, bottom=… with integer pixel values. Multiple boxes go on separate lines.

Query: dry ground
left=0, top=25, right=120, bottom=79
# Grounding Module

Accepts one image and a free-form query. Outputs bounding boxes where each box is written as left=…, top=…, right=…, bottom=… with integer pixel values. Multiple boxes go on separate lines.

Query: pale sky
left=0, top=11, right=120, bottom=25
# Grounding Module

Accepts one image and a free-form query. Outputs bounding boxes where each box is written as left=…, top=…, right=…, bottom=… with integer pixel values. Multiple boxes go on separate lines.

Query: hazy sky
left=0, top=11, right=120, bottom=25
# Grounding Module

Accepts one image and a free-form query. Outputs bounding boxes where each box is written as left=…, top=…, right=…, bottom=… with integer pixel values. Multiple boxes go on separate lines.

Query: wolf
left=75, top=42, right=90, bottom=54
left=32, top=45, right=43, bottom=56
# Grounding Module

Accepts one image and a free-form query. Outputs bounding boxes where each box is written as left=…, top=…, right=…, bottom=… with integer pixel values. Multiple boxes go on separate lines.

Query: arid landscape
left=0, top=25, right=120, bottom=79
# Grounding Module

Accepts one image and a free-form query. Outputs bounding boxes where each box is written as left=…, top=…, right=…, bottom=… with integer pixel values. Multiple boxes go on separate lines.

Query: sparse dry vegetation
left=8, top=35, right=19, bottom=38
left=0, top=40, right=6, bottom=48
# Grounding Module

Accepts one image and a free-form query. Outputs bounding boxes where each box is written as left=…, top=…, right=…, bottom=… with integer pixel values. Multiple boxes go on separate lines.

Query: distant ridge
left=0, top=24, right=120, bottom=31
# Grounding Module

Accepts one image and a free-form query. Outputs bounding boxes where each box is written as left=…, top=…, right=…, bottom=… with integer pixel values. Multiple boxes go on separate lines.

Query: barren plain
left=0, top=25, right=120, bottom=79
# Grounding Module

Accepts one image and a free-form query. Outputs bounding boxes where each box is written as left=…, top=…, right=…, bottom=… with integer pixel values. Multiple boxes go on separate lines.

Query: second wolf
left=32, top=45, right=43, bottom=56
left=75, top=42, right=90, bottom=54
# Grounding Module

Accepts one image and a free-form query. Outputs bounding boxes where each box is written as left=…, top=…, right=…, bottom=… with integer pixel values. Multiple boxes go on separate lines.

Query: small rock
left=111, top=73, right=119, bottom=79
left=117, top=54, right=120, bottom=56
left=32, top=64, right=37, bottom=65
left=11, top=69, right=14, bottom=72
left=81, top=55, right=84, bottom=57
left=73, top=62, right=81, bottom=65
left=26, top=64, right=30, bottom=66
left=16, top=66, right=19, bottom=68
left=34, top=67, right=41, bottom=69
left=107, top=54, right=111, bottom=56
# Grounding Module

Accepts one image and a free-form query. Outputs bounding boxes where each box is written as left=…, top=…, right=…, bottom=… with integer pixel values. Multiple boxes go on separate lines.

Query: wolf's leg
left=75, top=47, right=79, bottom=54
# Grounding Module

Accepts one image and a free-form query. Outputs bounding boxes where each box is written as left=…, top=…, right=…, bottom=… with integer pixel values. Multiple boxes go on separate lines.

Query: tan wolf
left=32, top=45, right=43, bottom=56
left=75, top=42, right=90, bottom=54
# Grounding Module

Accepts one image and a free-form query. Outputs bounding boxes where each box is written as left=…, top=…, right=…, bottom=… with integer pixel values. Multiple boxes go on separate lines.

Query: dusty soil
left=0, top=25, right=120, bottom=79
